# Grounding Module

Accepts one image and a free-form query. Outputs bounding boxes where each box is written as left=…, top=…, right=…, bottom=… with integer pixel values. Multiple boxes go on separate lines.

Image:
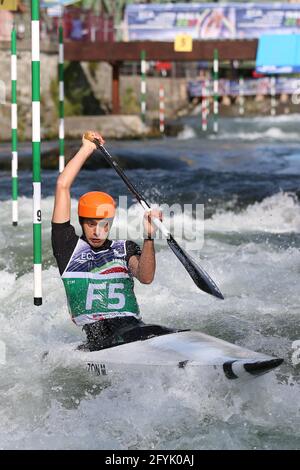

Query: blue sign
left=256, top=35, right=300, bottom=74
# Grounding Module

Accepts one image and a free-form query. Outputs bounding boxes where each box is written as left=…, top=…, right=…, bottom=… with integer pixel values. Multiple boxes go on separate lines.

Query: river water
left=0, top=114, right=299, bottom=449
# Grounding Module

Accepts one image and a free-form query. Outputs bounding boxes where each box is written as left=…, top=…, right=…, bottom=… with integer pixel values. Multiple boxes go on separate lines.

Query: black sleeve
left=125, top=240, right=141, bottom=264
left=51, top=221, right=79, bottom=275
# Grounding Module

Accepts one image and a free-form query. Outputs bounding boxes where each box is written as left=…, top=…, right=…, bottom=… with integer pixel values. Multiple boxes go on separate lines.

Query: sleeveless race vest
left=61, top=239, right=140, bottom=326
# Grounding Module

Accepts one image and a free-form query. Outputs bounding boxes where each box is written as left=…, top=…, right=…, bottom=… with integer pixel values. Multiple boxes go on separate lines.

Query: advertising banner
left=187, top=77, right=300, bottom=98
left=124, top=3, right=300, bottom=41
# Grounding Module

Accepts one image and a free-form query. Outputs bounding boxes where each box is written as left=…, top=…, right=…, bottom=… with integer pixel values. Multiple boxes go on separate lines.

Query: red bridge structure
left=65, top=38, right=258, bottom=114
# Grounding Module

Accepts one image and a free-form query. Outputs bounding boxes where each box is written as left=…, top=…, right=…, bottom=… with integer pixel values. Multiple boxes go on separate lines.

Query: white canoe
left=45, top=330, right=283, bottom=380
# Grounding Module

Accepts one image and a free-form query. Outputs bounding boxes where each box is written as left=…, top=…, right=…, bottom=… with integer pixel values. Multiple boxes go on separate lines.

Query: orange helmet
left=78, top=192, right=116, bottom=219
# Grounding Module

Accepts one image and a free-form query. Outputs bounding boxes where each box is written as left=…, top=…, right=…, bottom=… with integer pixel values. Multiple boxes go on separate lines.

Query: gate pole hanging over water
left=239, top=76, right=245, bottom=115
left=159, top=84, right=165, bottom=134
left=140, top=49, right=146, bottom=123
left=58, top=25, right=65, bottom=173
left=270, top=76, right=276, bottom=116
left=213, top=49, right=219, bottom=133
left=32, top=0, right=42, bottom=306
left=201, top=80, right=208, bottom=132
left=11, top=27, right=18, bottom=226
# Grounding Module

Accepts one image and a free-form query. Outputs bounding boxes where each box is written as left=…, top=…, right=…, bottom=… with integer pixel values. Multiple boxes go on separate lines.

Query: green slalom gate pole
left=213, top=49, right=219, bottom=133
left=32, top=0, right=42, bottom=306
left=58, top=25, right=65, bottom=173
left=140, top=50, right=146, bottom=123
left=11, top=27, right=18, bottom=226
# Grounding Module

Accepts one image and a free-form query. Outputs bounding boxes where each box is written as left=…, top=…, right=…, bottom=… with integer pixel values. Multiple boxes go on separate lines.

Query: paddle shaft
left=84, top=135, right=224, bottom=299
left=97, top=144, right=170, bottom=238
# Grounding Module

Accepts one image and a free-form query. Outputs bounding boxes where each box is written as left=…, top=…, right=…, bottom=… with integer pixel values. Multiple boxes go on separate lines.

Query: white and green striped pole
left=213, top=49, right=219, bottom=133
left=58, top=25, right=65, bottom=173
left=11, top=27, right=18, bottom=226
left=32, top=0, right=42, bottom=306
left=141, top=50, right=146, bottom=123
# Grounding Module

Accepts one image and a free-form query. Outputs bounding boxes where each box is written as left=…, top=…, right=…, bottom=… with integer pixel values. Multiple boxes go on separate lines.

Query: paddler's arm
left=129, top=209, right=162, bottom=284
left=52, top=131, right=105, bottom=223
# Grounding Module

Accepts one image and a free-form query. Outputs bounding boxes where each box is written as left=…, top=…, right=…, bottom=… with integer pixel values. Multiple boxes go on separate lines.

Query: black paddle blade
left=167, top=235, right=224, bottom=299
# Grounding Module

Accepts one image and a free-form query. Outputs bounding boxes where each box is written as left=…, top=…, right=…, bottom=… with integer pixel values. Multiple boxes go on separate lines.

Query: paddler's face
left=82, top=218, right=112, bottom=247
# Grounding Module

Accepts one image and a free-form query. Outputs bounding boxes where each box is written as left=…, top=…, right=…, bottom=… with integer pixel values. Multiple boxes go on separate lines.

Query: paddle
left=84, top=132, right=224, bottom=300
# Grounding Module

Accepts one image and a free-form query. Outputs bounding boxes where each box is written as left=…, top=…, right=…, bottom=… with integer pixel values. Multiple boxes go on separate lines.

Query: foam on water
left=233, top=113, right=300, bottom=124
left=177, top=126, right=197, bottom=140
left=206, top=192, right=300, bottom=234
left=209, top=127, right=300, bottom=142
left=0, top=194, right=299, bottom=449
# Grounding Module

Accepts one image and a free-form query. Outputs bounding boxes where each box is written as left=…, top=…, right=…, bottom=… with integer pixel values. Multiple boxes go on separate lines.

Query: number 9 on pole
left=33, top=182, right=42, bottom=224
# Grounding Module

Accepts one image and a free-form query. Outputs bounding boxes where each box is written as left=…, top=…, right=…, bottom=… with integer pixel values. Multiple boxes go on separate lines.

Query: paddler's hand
left=143, top=209, right=163, bottom=239
left=82, top=131, right=105, bottom=154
